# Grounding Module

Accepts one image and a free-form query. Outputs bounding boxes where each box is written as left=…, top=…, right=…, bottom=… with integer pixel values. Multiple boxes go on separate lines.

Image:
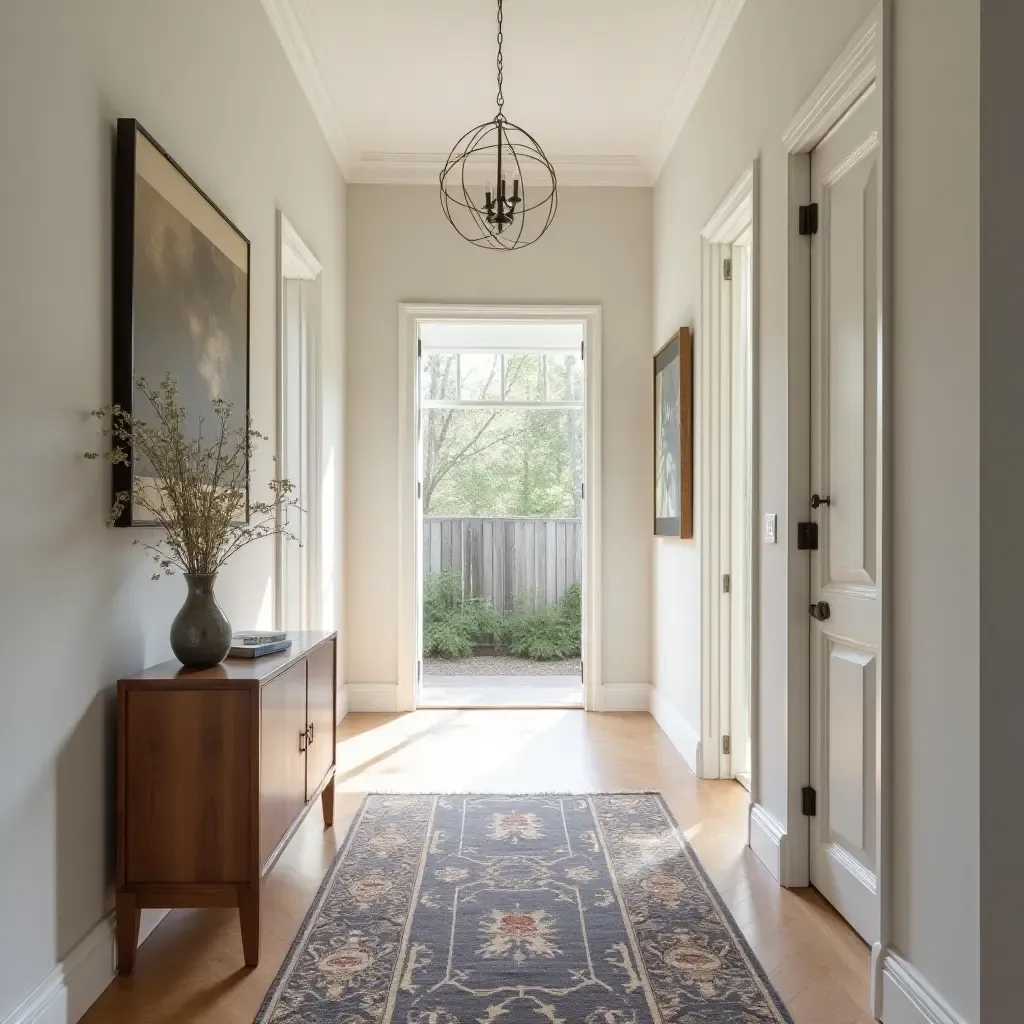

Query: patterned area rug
left=256, top=794, right=793, bottom=1023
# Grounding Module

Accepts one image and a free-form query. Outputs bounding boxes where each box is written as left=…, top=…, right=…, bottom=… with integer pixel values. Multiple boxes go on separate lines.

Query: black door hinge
left=797, top=522, right=819, bottom=550
left=722, top=734, right=731, bottom=755
left=798, top=202, right=819, bottom=236
left=723, top=257, right=733, bottom=281
left=417, top=336, right=422, bottom=357
left=802, top=786, right=817, bottom=816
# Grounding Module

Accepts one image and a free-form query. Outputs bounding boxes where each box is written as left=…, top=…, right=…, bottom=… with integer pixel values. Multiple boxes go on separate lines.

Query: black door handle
left=808, top=601, right=831, bottom=621
left=811, top=493, right=831, bottom=509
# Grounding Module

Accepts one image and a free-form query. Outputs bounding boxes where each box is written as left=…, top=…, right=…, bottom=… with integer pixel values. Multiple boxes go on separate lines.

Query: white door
left=808, top=83, right=882, bottom=945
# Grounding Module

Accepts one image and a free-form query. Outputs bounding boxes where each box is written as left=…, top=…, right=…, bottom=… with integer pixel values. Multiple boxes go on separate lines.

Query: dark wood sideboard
left=115, top=630, right=338, bottom=973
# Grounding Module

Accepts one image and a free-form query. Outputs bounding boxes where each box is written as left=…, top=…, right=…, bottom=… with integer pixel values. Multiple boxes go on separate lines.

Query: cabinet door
left=305, top=641, right=336, bottom=800
left=259, top=661, right=307, bottom=866
left=124, top=688, right=252, bottom=884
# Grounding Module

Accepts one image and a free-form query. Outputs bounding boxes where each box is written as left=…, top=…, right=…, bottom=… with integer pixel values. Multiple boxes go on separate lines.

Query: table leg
left=115, top=892, right=140, bottom=975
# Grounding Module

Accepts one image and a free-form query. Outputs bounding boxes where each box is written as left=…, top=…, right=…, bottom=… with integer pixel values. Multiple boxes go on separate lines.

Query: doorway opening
left=803, top=35, right=885, bottom=955
left=700, top=167, right=756, bottom=792
left=780, top=8, right=889, bottom=1012
left=275, top=212, right=324, bottom=631
left=417, top=322, right=586, bottom=708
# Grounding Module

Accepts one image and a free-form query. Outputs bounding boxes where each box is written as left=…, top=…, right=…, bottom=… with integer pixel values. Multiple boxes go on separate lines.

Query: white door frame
left=699, top=164, right=758, bottom=791
left=397, top=303, right=603, bottom=713
left=782, top=5, right=891, bottom=1013
left=275, top=211, right=324, bottom=630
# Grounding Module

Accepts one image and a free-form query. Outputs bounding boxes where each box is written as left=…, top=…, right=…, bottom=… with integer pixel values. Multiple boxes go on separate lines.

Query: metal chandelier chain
left=495, top=0, right=504, bottom=118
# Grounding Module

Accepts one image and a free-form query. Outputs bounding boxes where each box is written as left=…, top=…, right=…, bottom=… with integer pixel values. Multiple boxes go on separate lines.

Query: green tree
left=422, top=352, right=584, bottom=518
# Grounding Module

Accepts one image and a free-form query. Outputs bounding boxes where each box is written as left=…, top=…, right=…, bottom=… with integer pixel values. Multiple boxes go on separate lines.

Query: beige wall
left=890, top=3, right=978, bottom=1015
left=0, top=0, right=346, bottom=1016
left=653, top=1, right=979, bottom=1021
left=345, top=185, right=652, bottom=693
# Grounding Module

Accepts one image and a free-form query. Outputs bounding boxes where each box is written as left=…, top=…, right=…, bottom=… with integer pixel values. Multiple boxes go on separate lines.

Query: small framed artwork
left=112, top=118, right=250, bottom=526
left=654, top=327, right=694, bottom=538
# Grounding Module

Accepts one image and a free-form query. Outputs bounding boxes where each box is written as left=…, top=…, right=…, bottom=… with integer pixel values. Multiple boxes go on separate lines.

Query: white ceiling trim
left=646, top=0, right=749, bottom=176
left=259, top=0, right=354, bottom=172
left=261, top=0, right=747, bottom=187
left=347, top=151, right=652, bottom=188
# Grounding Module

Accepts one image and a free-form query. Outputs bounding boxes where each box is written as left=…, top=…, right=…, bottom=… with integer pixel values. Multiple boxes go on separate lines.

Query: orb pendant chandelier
left=440, top=0, right=558, bottom=251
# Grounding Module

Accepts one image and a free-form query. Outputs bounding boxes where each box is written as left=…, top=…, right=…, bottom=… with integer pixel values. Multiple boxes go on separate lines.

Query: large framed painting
left=654, top=327, right=693, bottom=538
left=112, top=118, right=250, bottom=526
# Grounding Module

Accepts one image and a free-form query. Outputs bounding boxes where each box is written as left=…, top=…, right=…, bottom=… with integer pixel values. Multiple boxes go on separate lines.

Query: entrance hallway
left=81, top=711, right=871, bottom=1024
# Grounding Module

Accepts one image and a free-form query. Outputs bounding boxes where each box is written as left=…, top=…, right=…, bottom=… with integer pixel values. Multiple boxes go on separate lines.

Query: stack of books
left=228, top=631, right=292, bottom=658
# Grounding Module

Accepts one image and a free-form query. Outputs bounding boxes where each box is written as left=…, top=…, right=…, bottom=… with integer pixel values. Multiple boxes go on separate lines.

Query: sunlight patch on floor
left=335, top=710, right=577, bottom=793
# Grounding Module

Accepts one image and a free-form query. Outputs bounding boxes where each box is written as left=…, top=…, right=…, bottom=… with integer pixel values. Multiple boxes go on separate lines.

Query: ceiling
left=260, top=0, right=746, bottom=186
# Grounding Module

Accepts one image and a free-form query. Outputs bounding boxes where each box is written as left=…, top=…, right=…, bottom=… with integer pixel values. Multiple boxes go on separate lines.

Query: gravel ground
left=424, top=654, right=582, bottom=677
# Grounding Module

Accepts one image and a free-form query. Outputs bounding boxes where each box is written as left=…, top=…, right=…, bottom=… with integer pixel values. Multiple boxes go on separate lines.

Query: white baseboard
left=879, top=950, right=968, bottom=1024
left=599, top=682, right=651, bottom=712
left=337, top=680, right=350, bottom=721
left=749, top=802, right=789, bottom=885
left=346, top=682, right=399, bottom=712
left=650, top=688, right=701, bottom=776
left=2, top=909, right=167, bottom=1024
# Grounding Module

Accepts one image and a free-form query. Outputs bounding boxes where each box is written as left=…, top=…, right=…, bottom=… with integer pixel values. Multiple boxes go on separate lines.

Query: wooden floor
left=83, top=710, right=873, bottom=1024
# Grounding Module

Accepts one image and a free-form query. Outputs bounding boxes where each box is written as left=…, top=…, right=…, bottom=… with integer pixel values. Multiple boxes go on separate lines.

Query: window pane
left=504, top=354, right=545, bottom=400
left=459, top=353, right=502, bottom=400
left=546, top=354, right=583, bottom=402
left=422, top=353, right=458, bottom=401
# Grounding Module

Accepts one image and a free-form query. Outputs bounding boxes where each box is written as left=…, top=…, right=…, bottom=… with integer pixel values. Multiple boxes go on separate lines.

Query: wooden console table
left=115, top=630, right=337, bottom=973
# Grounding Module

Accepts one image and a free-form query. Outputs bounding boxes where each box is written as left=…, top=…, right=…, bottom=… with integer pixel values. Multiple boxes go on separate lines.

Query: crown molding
left=646, top=0, right=749, bottom=177
left=347, top=151, right=652, bottom=187
left=259, top=0, right=354, bottom=173
left=261, top=0, right=746, bottom=187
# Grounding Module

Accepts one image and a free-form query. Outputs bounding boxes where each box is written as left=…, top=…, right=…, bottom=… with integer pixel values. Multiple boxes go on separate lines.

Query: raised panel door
left=808, top=83, right=882, bottom=945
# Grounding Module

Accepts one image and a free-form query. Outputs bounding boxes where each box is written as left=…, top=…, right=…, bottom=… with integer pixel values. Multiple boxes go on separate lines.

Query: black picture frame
left=112, top=118, right=251, bottom=527
left=654, top=327, right=694, bottom=539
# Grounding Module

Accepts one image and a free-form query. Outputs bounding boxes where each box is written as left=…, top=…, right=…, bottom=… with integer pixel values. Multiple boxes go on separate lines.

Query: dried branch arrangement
left=86, top=374, right=299, bottom=579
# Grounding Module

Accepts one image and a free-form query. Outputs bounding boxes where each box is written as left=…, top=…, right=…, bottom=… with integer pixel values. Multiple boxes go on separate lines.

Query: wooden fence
left=423, top=517, right=582, bottom=615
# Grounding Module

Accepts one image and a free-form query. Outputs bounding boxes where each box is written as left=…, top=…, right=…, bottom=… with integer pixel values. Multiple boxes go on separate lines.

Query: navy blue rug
left=256, top=793, right=793, bottom=1023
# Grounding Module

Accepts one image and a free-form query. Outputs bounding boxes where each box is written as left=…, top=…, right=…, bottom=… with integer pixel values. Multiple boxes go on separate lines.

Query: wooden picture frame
left=654, top=327, right=693, bottom=538
left=112, top=118, right=251, bottom=526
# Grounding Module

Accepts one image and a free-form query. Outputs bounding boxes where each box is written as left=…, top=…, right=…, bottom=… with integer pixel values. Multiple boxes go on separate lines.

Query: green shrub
left=422, top=568, right=500, bottom=659
left=560, top=582, right=582, bottom=653
left=501, top=584, right=582, bottom=661
left=423, top=566, right=463, bottom=618
left=423, top=617, right=474, bottom=659
left=422, top=569, right=583, bottom=661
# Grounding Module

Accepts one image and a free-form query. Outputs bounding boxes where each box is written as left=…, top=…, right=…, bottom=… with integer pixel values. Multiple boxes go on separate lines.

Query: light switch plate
left=763, top=513, right=778, bottom=544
